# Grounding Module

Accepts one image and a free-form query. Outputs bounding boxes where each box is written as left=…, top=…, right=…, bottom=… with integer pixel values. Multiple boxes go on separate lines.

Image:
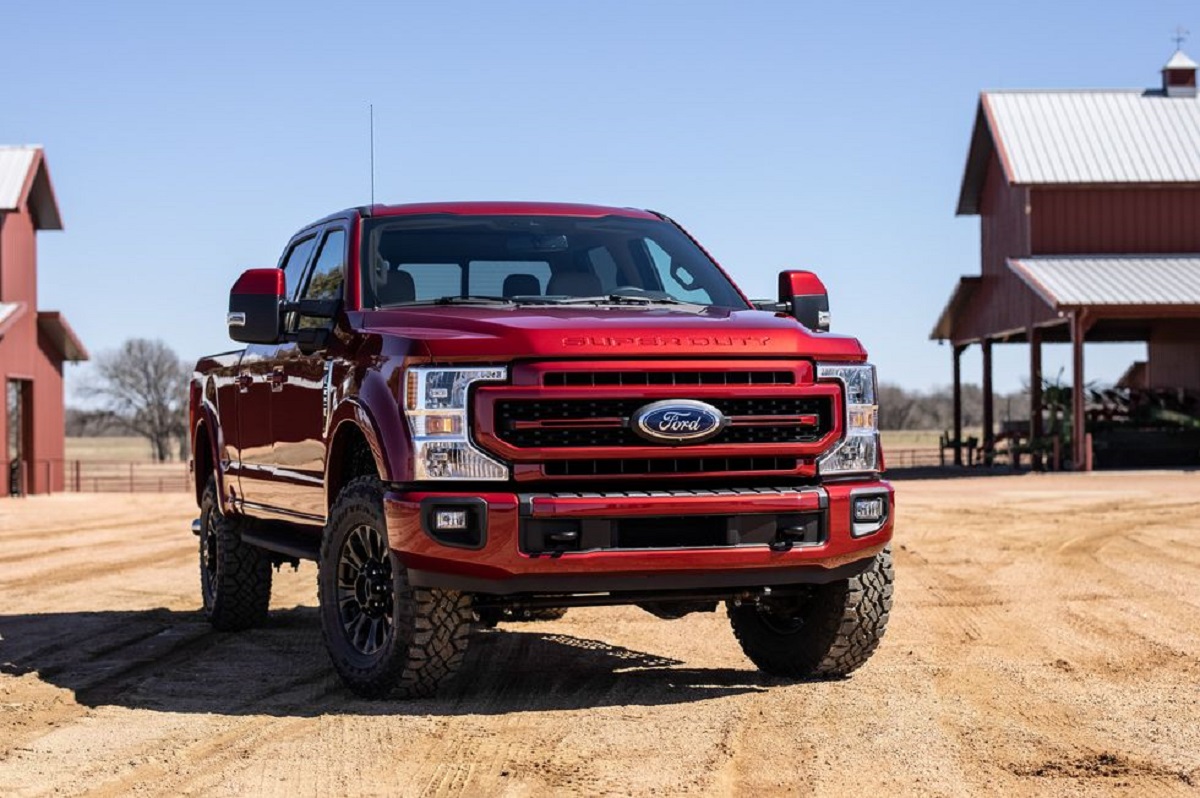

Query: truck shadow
left=0, top=607, right=777, bottom=717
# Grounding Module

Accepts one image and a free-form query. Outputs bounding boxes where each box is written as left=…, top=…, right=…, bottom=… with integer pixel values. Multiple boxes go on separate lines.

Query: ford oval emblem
left=631, top=400, right=726, bottom=445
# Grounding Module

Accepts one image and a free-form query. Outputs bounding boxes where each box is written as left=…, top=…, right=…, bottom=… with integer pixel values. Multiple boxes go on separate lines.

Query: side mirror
left=228, top=268, right=285, bottom=344
left=778, top=270, right=830, bottom=332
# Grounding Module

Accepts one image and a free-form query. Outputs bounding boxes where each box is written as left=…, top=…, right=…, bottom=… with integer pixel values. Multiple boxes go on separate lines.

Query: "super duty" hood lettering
left=563, top=335, right=772, bottom=347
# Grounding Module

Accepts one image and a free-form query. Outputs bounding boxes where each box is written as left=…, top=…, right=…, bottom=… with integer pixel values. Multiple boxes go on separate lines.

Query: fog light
left=850, top=492, right=888, bottom=538
left=853, top=496, right=885, bottom=523
left=433, top=509, right=469, bottom=531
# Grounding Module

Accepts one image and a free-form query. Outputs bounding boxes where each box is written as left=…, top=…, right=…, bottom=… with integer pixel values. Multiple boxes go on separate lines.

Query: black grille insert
left=543, top=456, right=800, bottom=477
left=496, top=397, right=833, bottom=448
left=544, top=370, right=795, bottom=387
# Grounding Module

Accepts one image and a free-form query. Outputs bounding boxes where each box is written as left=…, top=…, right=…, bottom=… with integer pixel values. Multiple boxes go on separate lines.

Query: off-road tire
left=318, top=475, right=472, bottom=699
left=728, top=546, right=893, bottom=679
left=198, top=476, right=272, bottom=631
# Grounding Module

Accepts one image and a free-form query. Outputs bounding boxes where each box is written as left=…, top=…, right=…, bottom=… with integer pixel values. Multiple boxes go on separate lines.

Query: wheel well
left=193, top=420, right=214, bottom=506
left=327, top=423, right=378, bottom=509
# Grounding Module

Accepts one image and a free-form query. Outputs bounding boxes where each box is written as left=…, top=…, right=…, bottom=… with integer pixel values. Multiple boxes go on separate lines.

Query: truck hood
left=354, top=305, right=867, bottom=361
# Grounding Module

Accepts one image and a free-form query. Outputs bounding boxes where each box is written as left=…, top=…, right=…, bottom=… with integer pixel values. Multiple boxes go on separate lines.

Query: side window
left=643, top=239, right=714, bottom=304
left=303, top=229, right=346, bottom=301
left=280, top=236, right=318, bottom=301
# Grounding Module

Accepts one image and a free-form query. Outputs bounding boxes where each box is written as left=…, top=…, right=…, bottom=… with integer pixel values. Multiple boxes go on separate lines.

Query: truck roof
left=362, top=201, right=659, bottom=220
left=300, top=202, right=661, bottom=235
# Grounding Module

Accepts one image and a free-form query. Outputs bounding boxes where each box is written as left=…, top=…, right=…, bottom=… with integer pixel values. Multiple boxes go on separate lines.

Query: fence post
left=74, top=460, right=81, bottom=492
left=129, top=463, right=134, bottom=492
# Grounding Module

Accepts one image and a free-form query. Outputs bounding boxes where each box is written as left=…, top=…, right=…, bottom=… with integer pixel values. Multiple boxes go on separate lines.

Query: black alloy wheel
left=336, top=523, right=396, bottom=656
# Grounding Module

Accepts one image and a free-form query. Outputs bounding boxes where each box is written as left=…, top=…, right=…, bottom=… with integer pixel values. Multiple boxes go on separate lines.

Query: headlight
left=817, top=363, right=880, bottom=476
left=404, top=366, right=508, bottom=481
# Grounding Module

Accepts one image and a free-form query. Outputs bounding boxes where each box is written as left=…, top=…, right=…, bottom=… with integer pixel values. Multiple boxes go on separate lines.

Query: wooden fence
left=10, top=459, right=189, bottom=494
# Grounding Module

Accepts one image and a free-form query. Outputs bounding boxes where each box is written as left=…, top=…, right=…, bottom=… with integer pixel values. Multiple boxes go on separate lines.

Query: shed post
left=982, top=338, right=994, bottom=464
left=952, top=344, right=965, bottom=466
left=1029, top=326, right=1043, bottom=470
left=1071, top=311, right=1088, bottom=470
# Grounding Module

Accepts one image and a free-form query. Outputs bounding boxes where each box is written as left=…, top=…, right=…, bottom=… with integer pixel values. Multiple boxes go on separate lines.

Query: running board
left=240, top=525, right=321, bottom=562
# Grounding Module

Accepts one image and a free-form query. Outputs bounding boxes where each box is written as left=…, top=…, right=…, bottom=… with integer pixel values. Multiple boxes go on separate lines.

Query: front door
left=268, top=225, right=349, bottom=521
left=236, top=232, right=318, bottom=512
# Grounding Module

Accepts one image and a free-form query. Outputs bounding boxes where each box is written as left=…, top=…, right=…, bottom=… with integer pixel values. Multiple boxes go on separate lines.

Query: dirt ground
left=1, top=473, right=1198, bottom=797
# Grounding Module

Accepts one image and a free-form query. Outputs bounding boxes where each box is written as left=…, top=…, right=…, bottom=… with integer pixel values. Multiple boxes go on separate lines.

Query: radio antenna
left=369, top=103, right=376, bottom=206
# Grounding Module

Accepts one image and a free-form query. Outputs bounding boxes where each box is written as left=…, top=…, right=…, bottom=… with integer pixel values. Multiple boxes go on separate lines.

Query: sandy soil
left=1, top=473, right=1198, bottom=797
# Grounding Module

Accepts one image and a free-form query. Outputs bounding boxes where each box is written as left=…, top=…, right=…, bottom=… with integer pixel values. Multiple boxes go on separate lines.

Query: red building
left=933, top=51, right=1200, bottom=469
left=0, top=146, right=87, bottom=496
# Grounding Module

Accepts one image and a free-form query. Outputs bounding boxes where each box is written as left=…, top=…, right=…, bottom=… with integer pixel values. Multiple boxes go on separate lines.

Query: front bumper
left=383, top=480, right=893, bottom=595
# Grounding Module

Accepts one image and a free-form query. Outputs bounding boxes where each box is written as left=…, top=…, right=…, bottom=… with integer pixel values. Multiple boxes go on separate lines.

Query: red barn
left=933, top=51, right=1200, bottom=469
left=0, top=146, right=87, bottom=496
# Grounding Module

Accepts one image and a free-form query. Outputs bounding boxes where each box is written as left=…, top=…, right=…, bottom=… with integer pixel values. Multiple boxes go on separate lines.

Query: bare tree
left=91, top=338, right=190, bottom=462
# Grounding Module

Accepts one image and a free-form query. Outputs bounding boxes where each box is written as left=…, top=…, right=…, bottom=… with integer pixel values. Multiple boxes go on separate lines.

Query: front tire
left=318, top=476, right=473, bottom=699
left=198, top=475, right=272, bottom=631
left=728, top=546, right=893, bottom=678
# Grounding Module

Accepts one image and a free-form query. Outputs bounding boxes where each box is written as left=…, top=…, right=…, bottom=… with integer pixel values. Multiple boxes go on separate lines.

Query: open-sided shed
left=933, top=51, right=1200, bottom=468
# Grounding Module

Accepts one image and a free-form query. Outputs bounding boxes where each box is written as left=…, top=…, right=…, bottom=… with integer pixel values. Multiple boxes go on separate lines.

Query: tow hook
left=190, top=518, right=202, bottom=536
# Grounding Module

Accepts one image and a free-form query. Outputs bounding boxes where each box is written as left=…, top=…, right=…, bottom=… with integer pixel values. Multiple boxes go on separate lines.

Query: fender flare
left=192, top=396, right=233, bottom=512
left=325, top=376, right=411, bottom=506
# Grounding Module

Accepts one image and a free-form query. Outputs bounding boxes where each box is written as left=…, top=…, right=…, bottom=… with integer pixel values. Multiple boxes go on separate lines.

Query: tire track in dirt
left=3, top=479, right=1200, bottom=796
left=1, top=539, right=192, bottom=594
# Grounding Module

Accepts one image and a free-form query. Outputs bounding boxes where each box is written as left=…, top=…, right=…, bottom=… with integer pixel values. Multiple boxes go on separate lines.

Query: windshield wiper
left=538, top=294, right=693, bottom=306
left=382, top=295, right=515, bottom=307
left=433, top=295, right=514, bottom=305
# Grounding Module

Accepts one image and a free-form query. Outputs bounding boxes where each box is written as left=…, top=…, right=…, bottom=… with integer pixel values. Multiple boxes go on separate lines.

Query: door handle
left=236, top=373, right=253, bottom=393
left=269, top=368, right=287, bottom=392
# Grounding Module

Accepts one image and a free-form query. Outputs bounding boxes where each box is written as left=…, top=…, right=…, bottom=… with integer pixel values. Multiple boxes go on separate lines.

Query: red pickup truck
left=189, top=202, right=893, bottom=698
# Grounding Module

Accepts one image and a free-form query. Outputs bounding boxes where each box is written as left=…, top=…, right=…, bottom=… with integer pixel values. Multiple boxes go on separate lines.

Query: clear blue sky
left=3, top=0, right=1193, bottom=400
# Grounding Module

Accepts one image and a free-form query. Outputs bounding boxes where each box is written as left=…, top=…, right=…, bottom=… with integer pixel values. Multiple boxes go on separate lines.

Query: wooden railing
left=8, top=459, right=189, bottom=494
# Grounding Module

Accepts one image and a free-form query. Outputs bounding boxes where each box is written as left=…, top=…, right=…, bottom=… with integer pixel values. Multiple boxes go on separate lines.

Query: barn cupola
left=1162, top=49, right=1198, bottom=97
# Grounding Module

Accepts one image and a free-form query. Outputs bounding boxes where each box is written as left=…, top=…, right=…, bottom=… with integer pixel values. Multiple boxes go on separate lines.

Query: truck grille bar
left=473, top=361, right=842, bottom=482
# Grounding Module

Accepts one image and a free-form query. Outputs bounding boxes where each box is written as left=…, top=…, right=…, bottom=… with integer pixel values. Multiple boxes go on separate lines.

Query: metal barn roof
left=0, top=301, right=25, bottom=338
left=958, top=86, right=1200, bottom=214
left=0, top=146, right=62, bottom=229
left=1008, top=256, right=1200, bottom=308
left=36, top=311, right=87, bottom=361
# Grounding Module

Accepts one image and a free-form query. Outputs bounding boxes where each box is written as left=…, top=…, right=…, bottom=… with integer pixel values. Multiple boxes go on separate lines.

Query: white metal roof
left=990, top=90, right=1200, bottom=185
left=0, top=147, right=38, bottom=211
left=1008, top=256, right=1200, bottom=307
left=0, top=146, right=61, bottom=229
left=0, top=302, right=20, bottom=326
left=956, top=55, right=1200, bottom=215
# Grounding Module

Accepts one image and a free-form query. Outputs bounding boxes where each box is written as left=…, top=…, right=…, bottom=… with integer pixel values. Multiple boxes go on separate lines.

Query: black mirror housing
left=228, top=268, right=285, bottom=344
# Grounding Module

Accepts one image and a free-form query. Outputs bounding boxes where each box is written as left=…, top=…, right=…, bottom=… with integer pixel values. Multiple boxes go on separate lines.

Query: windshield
left=360, top=214, right=748, bottom=310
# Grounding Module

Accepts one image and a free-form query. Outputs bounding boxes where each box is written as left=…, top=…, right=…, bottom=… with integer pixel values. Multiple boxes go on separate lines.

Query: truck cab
left=190, top=202, right=893, bottom=698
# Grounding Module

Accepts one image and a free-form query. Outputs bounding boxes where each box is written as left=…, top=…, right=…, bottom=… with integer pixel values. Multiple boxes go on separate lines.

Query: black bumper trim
left=406, top=556, right=873, bottom=595
left=516, top=485, right=828, bottom=517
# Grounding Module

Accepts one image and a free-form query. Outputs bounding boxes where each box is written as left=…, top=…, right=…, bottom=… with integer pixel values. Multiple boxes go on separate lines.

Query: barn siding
left=0, top=204, right=63, bottom=495
left=1147, top=320, right=1200, bottom=391
left=1032, top=188, right=1200, bottom=254
left=952, top=154, right=1058, bottom=344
